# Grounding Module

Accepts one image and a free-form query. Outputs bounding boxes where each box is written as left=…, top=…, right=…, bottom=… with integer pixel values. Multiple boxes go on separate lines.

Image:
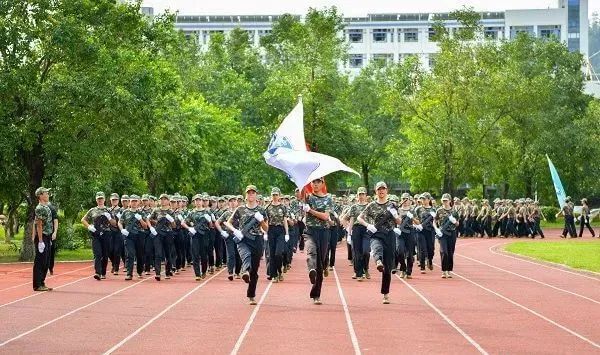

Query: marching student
left=81, top=192, right=117, bottom=280
left=435, top=194, right=459, bottom=279
left=357, top=181, right=402, bottom=304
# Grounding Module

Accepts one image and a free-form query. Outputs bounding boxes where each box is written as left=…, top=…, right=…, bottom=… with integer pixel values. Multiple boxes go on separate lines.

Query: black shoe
left=308, top=269, right=317, bottom=285
left=94, top=274, right=101, bottom=281
left=228, top=274, right=234, bottom=281
left=125, top=275, right=132, bottom=281
left=242, top=271, right=250, bottom=284
left=428, top=261, right=433, bottom=271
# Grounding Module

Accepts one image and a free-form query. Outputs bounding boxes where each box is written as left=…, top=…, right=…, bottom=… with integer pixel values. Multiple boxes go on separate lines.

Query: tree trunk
left=19, top=136, right=45, bottom=261
left=442, top=142, right=455, bottom=195
left=503, top=182, right=510, bottom=199
left=5, top=202, right=18, bottom=242
left=361, top=162, right=370, bottom=189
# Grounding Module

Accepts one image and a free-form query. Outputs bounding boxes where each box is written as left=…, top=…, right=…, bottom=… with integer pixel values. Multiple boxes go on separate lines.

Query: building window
left=538, top=25, right=561, bottom=39
left=246, top=30, right=256, bottom=44
left=403, top=29, right=419, bottom=42
left=484, top=27, right=503, bottom=40
left=372, top=53, right=394, bottom=66
left=349, top=54, right=365, bottom=68
left=258, top=29, right=272, bottom=38
left=510, top=26, right=534, bottom=39
left=373, top=29, right=392, bottom=43
left=347, top=29, right=364, bottom=43
left=428, top=27, right=438, bottom=41
left=428, top=54, right=438, bottom=69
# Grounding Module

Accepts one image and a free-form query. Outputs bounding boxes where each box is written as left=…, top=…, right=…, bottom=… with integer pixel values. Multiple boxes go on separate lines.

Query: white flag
left=263, top=97, right=360, bottom=189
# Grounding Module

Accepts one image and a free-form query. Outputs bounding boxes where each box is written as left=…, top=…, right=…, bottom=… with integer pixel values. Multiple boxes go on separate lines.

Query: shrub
left=56, top=223, right=90, bottom=250
left=541, top=206, right=560, bottom=222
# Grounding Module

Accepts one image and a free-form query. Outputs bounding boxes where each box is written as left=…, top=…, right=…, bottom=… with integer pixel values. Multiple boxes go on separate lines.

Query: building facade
left=144, top=0, right=588, bottom=74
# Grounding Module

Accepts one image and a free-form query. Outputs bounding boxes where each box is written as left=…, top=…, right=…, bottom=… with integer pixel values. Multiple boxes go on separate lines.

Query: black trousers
left=224, top=236, right=241, bottom=275
left=213, top=229, right=223, bottom=267
left=327, top=226, right=338, bottom=268
left=144, top=232, right=155, bottom=272
left=370, top=231, right=395, bottom=295
left=48, top=237, right=57, bottom=273
left=191, top=233, right=209, bottom=277
left=33, top=234, right=51, bottom=290
left=351, top=224, right=370, bottom=277
left=562, top=216, right=577, bottom=237
left=175, top=229, right=186, bottom=270
left=579, top=217, right=595, bottom=237
left=396, top=231, right=415, bottom=275
left=110, top=230, right=123, bottom=272
left=268, top=225, right=286, bottom=278
left=298, top=221, right=306, bottom=251
left=305, top=227, right=329, bottom=299
left=153, top=231, right=174, bottom=276
left=207, top=229, right=216, bottom=267
left=492, top=220, right=501, bottom=237
left=91, top=231, right=111, bottom=276
left=237, top=236, right=263, bottom=298
left=439, top=232, right=457, bottom=272
left=125, top=231, right=145, bottom=276
left=418, top=229, right=435, bottom=269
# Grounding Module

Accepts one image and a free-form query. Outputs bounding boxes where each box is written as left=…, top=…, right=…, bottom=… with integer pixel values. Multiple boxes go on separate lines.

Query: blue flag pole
left=546, top=154, right=566, bottom=208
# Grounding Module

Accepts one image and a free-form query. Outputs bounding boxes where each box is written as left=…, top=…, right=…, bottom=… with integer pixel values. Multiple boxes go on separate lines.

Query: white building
left=145, top=0, right=588, bottom=74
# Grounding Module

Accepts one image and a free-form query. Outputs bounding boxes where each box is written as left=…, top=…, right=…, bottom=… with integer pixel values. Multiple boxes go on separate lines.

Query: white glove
left=233, top=229, right=243, bottom=240
left=211, top=214, right=216, bottom=222
left=367, top=224, right=377, bottom=233
left=290, top=213, right=296, bottom=220
left=188, top=227, right=197, bottom=235
left=414, top=224, right=423, bottom=231
left=263, top=233, right=268, bottom=241
left=393, top=227, right=401, bottom=235
left=121, top=229, right=129, bottom=236
left=435, top=228, right=442, bottom=237
left=388, top=207, right=398, bottom=218
left=254, top=212, right=264, bottom=222
left=347, top=237, right=352, bottom=246
left=221, top=230, right=229, bottom=239
left=203, top=214, right=211, bottom=222
left=149, top=227, right=157, bottom=236
left=429, top=211, right=436, bottom=218
left=87, top=225, right=97, bottom=233
left=134, top=213, right=142, bottom=221
left=38, top=241, right=45, bottom=253
left=448, top=215, right=457, bottom=224
left=177, top=214, right=184, bottom=222
left=103, top=212, right=112, bottom=220
left=332, top=211, right=339, bottom=218
left=285, top=234, right=290, bottom=242
left=406, top=211, right=414, bottom=219
left=303, top=204, right=310, bottom=212
left=165, top=214, right=175, bottom=223
left=116, top=212, right=122, bottom=219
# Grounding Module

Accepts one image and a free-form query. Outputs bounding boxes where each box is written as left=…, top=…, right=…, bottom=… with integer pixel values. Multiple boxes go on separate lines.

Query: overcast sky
left=142, top=0, right=600, bottom=17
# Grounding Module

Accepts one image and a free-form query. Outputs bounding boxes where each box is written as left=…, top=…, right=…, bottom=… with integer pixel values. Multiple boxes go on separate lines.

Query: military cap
left=401, top=192, right=411, bottom=200
left=565, top=196, right=572, bottom=202
left=257, top=195, right=264, bottom=200
left=421, top=192, right=432, bottom=200
left=282, top=195, right=290, bottom=200
left=441, top=193, right=451, bottom=201
left=218, top=196, right=225, bottom=202
left=581, top=198, right=588, bottom=204
left=192, top=194, right=202, bottom=201
left=141, top=194, right=149, bottom=201
left=121, top=194, right=130, bottom=200
left=228, top=195, right=237, bottom=201
left=453, top=197, right=460, bottom=202
left=159, top=193, right=169, bottom=200
left=129, top=194, right=140, bottom=200
left=245, top=185, right=258, bottom=193
left=271, top=187, right=281, bottom=195
left=493, top=198, right=500, bottom=203
left=149, top=195, right=157, bottom=201
left=389, top=194, right=399, bottom=202
left=357, top=187, right=367, bottom=194
left=482, top=199, right=489, bottom=204
left=182, top=196, right=189, bottom=202
left=375, top=181, right=387, bottom=190
left=110, top=193, right=120, bottom=200
left=237, top=195, right=243, bottom=200
left=95, top=191, right=105, bottom=199
left=35, top=187, right=51, bottom=196
left=169, top=195, right=178, bottom=202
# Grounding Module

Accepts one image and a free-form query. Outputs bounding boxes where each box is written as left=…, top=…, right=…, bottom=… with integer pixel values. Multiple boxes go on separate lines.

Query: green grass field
left=1, top=227, right=92, bottom=263
left=504, top=240, right=600, bottom=272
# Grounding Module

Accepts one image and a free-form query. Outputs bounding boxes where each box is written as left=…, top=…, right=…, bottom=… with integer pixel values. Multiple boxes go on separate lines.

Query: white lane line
left=230, top=280, right=274, bottom=355
left=395, top=275, right=488, bottom=355
left=103, top=269, right=225, bottom=354
left=333, top=267, right=361, bottom=355
left=0, top=265, right=93, bottom=292
left=0, top=275, right=90, bottom=309
left=1, top=267, right=31, bottom=275
left=0, top=277, right=150, bottom=348
left=456, top=253, right=600, bottom=305
left=490, top=243, right=600, bottom=280
left=440, top=265, right=600, bottom=349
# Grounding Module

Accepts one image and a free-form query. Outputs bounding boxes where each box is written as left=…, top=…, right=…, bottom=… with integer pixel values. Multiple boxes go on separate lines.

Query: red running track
left=0, top=229, right=598, bottom=354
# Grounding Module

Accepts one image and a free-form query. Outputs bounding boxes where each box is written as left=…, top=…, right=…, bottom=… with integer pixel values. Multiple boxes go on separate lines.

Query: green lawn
left=540, top=220, right=600, bottom=228
left=1, top=228, right=92, bottom=263
left=504, top=240, right=600, bottom=272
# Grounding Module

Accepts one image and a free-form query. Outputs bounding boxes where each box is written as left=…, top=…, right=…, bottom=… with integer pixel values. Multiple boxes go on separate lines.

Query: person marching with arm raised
left=435, top=194, right=459, bottom=279
left=81, top=192, right=117, bottom=280
left=117, top=195, right=148, bottom=280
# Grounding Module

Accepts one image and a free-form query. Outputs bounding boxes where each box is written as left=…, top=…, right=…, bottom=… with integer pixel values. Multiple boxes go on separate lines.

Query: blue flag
left=546, top=154, right=566, bottom=208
